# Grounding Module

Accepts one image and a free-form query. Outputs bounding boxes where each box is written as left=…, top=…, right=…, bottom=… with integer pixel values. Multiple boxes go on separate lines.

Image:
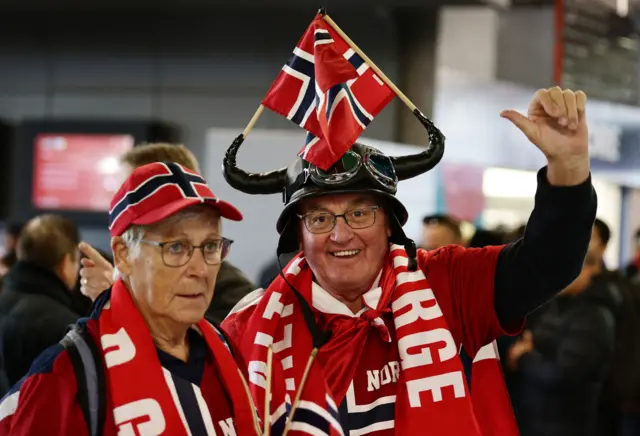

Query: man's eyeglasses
left=297, top=206, right=380, bottom=234
left=141, top=238, right=233, bottom=267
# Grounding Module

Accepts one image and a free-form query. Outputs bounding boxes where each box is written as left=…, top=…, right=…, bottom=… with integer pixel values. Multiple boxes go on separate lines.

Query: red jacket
left=0, top=319, right=242, bottom=436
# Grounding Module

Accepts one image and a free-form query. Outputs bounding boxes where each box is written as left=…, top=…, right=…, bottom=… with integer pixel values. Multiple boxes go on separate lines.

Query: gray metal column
left=394, top=7, right=440, bottom=146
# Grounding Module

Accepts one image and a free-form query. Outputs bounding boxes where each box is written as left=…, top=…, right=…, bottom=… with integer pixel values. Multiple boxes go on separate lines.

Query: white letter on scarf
left=398, top=328, right=457, bottom=370
left=393, top=289, right=443, bottom=329
left=367, top=370, right=380, bottom=392
left=263, top=292, right=285, bottom=320
left=113, top=399, right=166, bottom=435
left=380, top=365, right=392, bottom=385
left=100, top=327, right=136, bottom=368
left=248, top=360, right=268, bottom=389
left=406, top=372, right=466, bottom=406
left=389, top=361, right=400, bottom=382
left=273, top=324, right=293, bottom=353
left=219, top=417, right=237, bottom=436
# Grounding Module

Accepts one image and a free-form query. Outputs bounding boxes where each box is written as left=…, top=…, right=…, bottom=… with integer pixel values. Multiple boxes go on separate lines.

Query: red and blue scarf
left=98, top=280, right=260, bottom=435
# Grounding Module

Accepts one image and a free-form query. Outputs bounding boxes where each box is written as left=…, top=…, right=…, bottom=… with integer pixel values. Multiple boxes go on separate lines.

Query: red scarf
left=98, top=280, right=259, bottom=435
left=234, top=245, right=518, bottom=435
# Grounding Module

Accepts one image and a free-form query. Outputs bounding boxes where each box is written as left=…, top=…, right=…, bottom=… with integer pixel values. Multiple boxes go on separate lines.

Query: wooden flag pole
left=242, top=104, right=265, bottom=138
left=282, top=348, right=319, bottom=436
left=321, top=13, right=420, bottom=114
left=237, top=368, right=264, bottom=436
left=263, top=345, right=274, bottom=436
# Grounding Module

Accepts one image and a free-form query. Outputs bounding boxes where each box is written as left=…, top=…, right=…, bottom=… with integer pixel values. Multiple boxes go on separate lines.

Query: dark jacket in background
left=205, top=260, right=255, bottom=324
left=0, top=262, right=79, bottom=395
left=515, top=278, right=621, bottom=436
left=257, top=252, right=299, bottom=290
left=624, top=257, right=640, bottom=285
left=595, top=271, right=640, bottom=436
left=258, top=259, right=281, bottom=290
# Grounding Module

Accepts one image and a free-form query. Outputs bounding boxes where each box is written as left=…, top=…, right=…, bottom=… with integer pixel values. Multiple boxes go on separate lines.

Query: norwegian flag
left=262, top=14, right=395, bottom=170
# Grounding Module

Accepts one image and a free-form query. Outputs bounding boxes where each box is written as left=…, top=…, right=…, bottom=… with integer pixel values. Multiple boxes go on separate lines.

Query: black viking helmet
left=222, top=111, right=446, bottom=261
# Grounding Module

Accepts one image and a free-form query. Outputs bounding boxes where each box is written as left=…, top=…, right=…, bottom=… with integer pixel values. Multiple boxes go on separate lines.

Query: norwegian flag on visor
left=261, top=13, right=395, bottom=170
left=108, top=161, right=242, bottom=237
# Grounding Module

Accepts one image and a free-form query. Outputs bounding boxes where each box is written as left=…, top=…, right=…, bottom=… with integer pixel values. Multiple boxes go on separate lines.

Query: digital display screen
left=32, top=134, right=134, bottom=212
left=557, top=0, right=639, bottom=105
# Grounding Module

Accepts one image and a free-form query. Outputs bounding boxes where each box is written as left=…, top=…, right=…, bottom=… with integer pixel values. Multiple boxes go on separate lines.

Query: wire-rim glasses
left=297, top=206, right=380, bottom=234
left=140, top=237, right=233, bottom=267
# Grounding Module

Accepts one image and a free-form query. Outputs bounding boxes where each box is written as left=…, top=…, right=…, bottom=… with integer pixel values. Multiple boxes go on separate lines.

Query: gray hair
left=113, top=205, right=221, bottom=281
left=113, top=225, right=146, bottom=282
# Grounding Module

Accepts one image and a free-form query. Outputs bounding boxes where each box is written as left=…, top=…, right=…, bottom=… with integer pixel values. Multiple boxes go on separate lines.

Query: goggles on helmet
left=305, top=147, right=397, bottom=192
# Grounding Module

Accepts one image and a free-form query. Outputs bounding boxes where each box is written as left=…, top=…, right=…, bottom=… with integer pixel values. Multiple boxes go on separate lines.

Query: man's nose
left=329, top=217, right=354, bottom=244
left=186, top=248, right=209, bottom=277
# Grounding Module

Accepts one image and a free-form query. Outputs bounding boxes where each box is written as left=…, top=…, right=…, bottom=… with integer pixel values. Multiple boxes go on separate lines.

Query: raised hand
left=500, top=87, right=589, bottom=186
left=78, top=241, right=114, bottom=301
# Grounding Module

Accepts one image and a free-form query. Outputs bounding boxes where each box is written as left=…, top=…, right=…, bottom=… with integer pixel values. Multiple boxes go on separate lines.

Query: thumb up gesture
left=500, top=87, right=589, bottom=186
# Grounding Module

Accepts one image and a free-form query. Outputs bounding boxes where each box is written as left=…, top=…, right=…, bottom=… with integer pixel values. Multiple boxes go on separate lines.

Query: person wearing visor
left=77, top=143, right=255, bottom=324
left=222, top=86, right=596, bottom=436
left=0, top=162, right=259, bottom=436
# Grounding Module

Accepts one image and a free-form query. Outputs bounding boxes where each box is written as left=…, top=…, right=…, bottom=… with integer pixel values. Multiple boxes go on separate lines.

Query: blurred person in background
left=589, top=223, right=640, bottom=436
left=0, top=222, right=23, bottom=276
left=596, top=271, right=640, bottom=436
left=257, top=253, right=291, bottom=289
left=79, top=143, right=255, bottom=323
left=468, top=228, right=506, bottom=248
left=592, top=218, right=610, bottom=270
left=0, top=162, right=259, bottom=435
left=257, top=259, right=278, bottom=289
left=624, top=227, right=640, bottom=283
left=525, top=217, right=609, bottom=333
left=0, top=215, right=80, bottom=394
left=419, top=213, right=463, bottom=250
left=507, top=224, right=621, bottom=436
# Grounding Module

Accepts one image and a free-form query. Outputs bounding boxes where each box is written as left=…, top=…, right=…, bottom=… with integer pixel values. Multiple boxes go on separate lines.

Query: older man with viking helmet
left=222, top=87, right=596, bottom=435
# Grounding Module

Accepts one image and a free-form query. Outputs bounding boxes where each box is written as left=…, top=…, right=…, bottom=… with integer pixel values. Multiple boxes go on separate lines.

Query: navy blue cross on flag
left=289, top=393, right=344, bottom=436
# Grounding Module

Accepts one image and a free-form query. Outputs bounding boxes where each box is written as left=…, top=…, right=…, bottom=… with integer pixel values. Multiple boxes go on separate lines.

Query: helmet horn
left=390, top=110, right=446, bottom=181
left=222, top=135, right=288, bottom=195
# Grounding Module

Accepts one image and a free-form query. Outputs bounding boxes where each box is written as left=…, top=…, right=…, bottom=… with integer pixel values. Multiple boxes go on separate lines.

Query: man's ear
left=111, top=236, right=133, bottom=276
left=385, top=211, right=393, bottom=238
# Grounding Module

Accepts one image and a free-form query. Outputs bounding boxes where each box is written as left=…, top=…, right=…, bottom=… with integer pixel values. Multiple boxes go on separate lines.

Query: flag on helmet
left=261, top=13, right=395, bottom=171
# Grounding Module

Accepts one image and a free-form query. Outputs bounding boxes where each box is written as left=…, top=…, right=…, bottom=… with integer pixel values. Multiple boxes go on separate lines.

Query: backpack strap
left=210, top=322, right=235, bottom=357
left=60, top=322, right=106, bottom=436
